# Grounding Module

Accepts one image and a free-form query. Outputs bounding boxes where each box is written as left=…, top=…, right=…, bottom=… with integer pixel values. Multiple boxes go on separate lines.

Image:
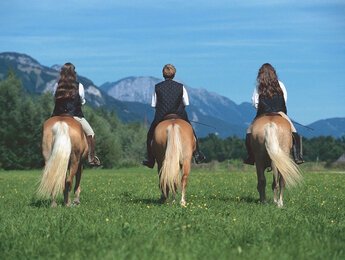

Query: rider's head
left=55, top=63, right=77, bottom=100
left=163, top=64, right=176, bottom=79
left=257, top=63, right=282, bottom=98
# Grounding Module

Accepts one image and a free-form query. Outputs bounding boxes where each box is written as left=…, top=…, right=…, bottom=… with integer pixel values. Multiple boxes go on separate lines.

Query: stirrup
left=194, top=152, right=206, bottom=164
left=89, top=156, right=100, bottom=166
left=142, top=160, right=155, bottom=168
left=243, top=157, right=255, bottom=165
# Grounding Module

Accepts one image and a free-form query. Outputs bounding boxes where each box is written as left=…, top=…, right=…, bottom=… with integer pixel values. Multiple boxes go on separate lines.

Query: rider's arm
left=79, top=83, right=86, bottom=105
left=278, top=81, right=287, bottom=103
left=252, top=86, right=259, bottom=110
left=151, top=91, right=157, bottom=108
left=52, top=83, right=57, bottom=97
left=182, top=86, right=189, bottom=106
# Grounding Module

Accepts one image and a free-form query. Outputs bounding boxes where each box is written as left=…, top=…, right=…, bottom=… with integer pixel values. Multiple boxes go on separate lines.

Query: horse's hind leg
left=180, top=161, right=191, bottom=206
left=277, top=172, right=285, bottom=208
left=73, top=164, right=83, bottom=205
left=51, top=194, right=57, bottom=208
left=64, top=161, right=78, bottom=207
left=256, top=163, right=267, bottom=204
left=158, top=163, right=167, bottom=203
left=272, top=164, right=279, bottom=204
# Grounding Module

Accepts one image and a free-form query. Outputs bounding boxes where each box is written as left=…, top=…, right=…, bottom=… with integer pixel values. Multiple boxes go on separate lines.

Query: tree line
left=0, top=72, right=344, bottom=170
left=198, top=134, right=345, bottom=163
left=0, top=71, right=147, bottom=169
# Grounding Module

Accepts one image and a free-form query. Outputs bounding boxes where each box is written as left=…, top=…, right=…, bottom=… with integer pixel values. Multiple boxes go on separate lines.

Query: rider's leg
left=278, top=112, right=304, bottom=164
left=244, top=124, right=255, bottom=165
left=142, top=121, right=157, bottom=168
left=292, top=132, right=304, bottom=164
left=73, top=117, right=100, bottom=166
left=191, top=129, right=206, bottom=164
left=183, top=116, right=206, bottom=164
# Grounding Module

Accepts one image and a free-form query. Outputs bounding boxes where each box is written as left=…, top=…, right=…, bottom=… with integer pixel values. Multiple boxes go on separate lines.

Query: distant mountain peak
left=0, top=52, right=42, bottom=69
left=51, top=64, right=62, bottom=71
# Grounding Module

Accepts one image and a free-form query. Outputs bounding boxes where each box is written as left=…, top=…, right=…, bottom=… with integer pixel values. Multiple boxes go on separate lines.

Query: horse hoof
left=180, top=201, right=186, bottom=207
left=72, top=201, right=80, bottom=206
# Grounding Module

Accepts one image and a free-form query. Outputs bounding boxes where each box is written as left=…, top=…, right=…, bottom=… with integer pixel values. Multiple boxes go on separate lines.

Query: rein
left=190, top=120, right=217, bottom=130
left=291, top=120, right=314, bottom=131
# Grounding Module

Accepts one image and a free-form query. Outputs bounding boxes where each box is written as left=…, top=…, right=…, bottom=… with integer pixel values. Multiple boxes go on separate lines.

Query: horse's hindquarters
left=152, top=119, right=195, bottom=204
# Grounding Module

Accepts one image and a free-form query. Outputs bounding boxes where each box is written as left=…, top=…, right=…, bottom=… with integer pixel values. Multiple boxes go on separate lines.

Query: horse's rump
left=251, top=115, right=302, bottom=206
left=153, top=119, right=195, bottom=198
left=38, top=116, right=88, bottom=199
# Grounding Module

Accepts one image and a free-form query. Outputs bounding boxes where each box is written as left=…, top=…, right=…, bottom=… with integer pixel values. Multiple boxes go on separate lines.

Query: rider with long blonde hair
left=244, top=63, right=304, bottom=165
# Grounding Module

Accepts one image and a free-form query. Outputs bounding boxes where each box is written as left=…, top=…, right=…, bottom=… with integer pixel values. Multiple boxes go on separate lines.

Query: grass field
left=0, top=167, right=344, bottom=259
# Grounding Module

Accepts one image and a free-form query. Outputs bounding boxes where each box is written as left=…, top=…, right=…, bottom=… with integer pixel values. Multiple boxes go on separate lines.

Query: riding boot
left=87, top=135, right=101, bottom=166
left=193, top=133, right=206, bottom=164
left=292, top=132, right=305, bottom=164
left=243, top=133, right=255, bottom=165
left=142, top=125, right=155, bottom=168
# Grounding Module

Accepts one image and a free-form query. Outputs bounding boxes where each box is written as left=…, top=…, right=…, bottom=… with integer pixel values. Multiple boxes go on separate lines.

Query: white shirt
left=151, top=85, right=190, bottom=108
left=251, top=80, right=287, bottom=110
left=53, top=82, right=86, bottom=105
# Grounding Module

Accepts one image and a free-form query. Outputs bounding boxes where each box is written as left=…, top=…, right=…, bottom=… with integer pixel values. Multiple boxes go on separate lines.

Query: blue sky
left=0, top=0, right=344, bottom=124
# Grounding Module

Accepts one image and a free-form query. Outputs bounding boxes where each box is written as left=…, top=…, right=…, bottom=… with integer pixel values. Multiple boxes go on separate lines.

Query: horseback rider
left=52, top=62, right=100, bottom=166
left=244, top=63, right=304, bottom=165
left=142, top=64, right=206, bottom=168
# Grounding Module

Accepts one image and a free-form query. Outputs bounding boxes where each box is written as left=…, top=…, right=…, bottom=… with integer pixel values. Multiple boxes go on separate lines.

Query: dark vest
left=52, top=82, right=84, bottom=117
left=154, top=79, right=187, bottom=122
left=256, top=94, right=287, bottom=118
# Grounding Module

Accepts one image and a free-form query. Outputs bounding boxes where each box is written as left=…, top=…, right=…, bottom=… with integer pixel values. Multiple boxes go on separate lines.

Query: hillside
left=1, top=52, right=343, bottom=138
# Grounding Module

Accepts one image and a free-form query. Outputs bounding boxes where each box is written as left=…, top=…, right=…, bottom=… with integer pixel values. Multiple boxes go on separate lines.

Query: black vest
left=256, top=94, right=287, bottom=118
left=52, top=82, right=84, bottom=117
left=154, top=79, right=187, bottom=121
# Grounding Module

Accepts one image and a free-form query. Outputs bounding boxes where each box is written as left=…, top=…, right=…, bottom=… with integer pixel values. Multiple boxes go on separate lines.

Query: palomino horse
left=37, top=115, right=88, bottom=207
left=251, top=114, right=302, bottom=207
left=152, top=117, right=196, bottom=206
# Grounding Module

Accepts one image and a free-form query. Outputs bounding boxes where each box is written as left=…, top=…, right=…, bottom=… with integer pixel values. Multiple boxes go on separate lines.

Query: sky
left=0, top=0, right=344, bottom=124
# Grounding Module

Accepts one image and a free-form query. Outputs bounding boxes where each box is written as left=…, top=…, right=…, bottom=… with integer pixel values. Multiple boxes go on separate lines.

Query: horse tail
left=159, top=123, right=183, bottom=197
left=264, top=122, right=302, bottom=187
left=37, top=121, right=71, bottom=198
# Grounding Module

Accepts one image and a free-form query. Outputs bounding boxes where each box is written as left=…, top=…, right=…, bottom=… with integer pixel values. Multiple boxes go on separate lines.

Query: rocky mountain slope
left=1, top=52, right=343, bottom=138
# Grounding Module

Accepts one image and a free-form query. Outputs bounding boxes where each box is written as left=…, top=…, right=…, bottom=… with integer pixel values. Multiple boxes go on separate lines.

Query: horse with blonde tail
left=38, top=115, right=88, bottom=207
left=152, top=116, right=196, bottom=206
left=251, top=114, right=302, bottom=207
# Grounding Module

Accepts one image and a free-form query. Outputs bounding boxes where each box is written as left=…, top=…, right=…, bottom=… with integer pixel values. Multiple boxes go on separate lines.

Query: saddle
left=53, top=113, right=74, bottom=118
left=255, top=112, right=282, bottom=120
left=162, top=114, right=181, bottom=121
left=264, top=112, right=282, bottom=117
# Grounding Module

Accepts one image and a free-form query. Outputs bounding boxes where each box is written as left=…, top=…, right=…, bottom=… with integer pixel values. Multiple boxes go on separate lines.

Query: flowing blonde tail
left=264, top=123, right=302, bottom=187
left=37, top=122, right=71, bottom=198
left=160, top=124, right=183, bottom=197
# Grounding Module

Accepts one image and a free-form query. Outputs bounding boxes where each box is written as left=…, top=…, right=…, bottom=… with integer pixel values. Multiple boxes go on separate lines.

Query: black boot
left=142, top=124, right=155, bottom=168
left=87, top=135, right=101, bottom=166
left=193, top=134, right=206, bottom=164
left=292, top=132, right=304, bottom=164
left=243, top=133, right=255, bottom=165
left=193, top=150, right=206, bottom=164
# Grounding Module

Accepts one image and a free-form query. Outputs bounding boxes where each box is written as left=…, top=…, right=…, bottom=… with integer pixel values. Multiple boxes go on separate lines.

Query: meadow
left=0, top=167, right=344, bottom=259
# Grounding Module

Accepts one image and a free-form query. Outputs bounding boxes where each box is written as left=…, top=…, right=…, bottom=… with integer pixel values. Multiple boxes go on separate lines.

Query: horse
left=251, top=114, right=302, bottom=207
left=37, top=115, right=88, bottom=207
left=152, top=117, right=196, bottom=206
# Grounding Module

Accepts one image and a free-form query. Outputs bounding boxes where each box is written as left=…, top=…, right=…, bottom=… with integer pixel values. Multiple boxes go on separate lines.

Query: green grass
left=0, top=167, right=344, bottom=259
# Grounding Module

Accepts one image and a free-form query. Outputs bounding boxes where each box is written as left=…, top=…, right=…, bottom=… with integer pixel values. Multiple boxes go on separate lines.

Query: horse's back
left=252, top=115, right=292, bottom=154
left=154, top=119, right=194, bottom=145
left=42, top=116, right=88, bottom=158
left=153, top=119, right=195, bottom=162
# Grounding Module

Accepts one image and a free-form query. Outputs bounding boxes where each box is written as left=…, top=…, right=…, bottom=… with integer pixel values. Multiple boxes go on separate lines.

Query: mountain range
left=0, top=51, right=344, bottom=138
